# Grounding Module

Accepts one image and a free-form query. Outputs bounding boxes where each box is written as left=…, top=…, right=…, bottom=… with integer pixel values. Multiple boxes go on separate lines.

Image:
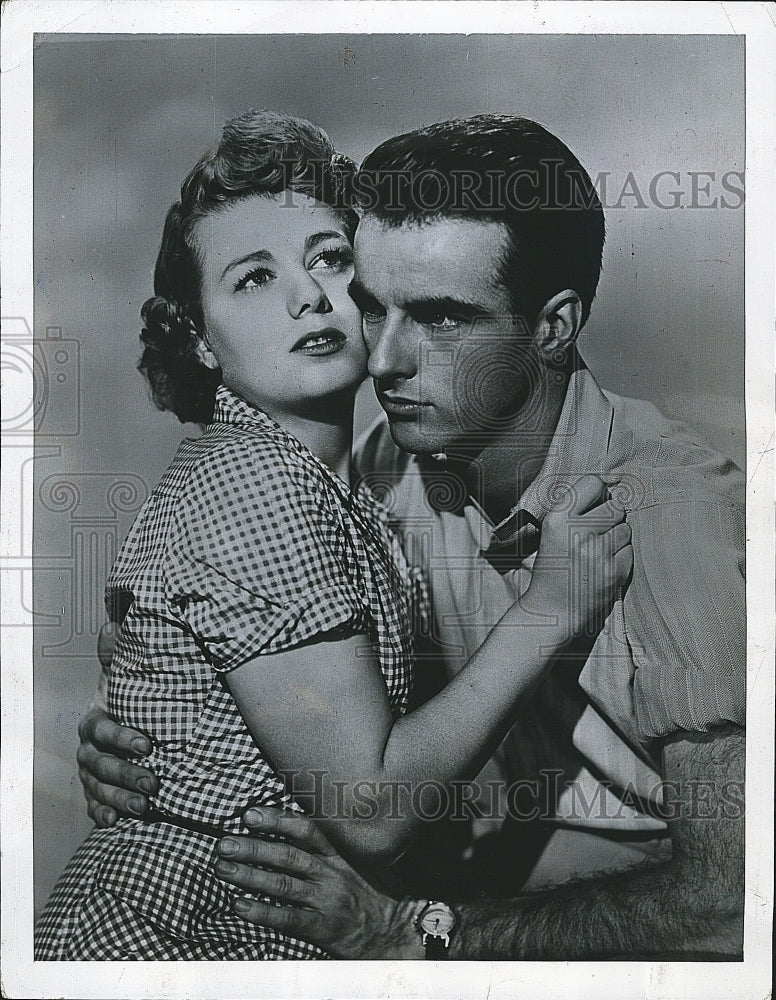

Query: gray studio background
left=33, top=34, right=744, bottom=914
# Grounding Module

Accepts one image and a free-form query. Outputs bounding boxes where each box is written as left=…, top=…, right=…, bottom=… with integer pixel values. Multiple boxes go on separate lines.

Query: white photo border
left=2, top=2, right=773, bottom=998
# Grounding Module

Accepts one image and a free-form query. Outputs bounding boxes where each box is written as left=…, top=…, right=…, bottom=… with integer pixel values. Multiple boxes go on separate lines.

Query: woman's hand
left=215, top=806, right=423, bottom=959
left=77, top=708, right=158, bottom=827
left=522, top=474, right=633, bottom=644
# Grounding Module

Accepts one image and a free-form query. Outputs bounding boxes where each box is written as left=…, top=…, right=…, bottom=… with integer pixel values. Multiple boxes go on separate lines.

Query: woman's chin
left=301, top=361, right=369, bottom=401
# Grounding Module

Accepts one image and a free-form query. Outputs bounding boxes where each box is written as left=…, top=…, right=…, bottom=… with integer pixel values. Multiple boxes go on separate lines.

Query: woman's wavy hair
left=139, top=110, right=358, bottom=424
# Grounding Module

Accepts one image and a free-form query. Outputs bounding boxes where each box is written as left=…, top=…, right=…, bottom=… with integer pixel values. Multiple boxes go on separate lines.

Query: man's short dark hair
left=356, top=115, right=605, bottom=327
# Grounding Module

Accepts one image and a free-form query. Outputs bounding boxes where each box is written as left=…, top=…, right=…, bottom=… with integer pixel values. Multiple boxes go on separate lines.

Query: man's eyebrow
left=408, top=295, right=490, bottom=316
left=347, top=283, right=492, bottom=317
left=348, top=278, right=377, bottom=304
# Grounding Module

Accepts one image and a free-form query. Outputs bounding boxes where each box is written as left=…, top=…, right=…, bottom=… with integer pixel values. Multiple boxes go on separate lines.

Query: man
left=78, top=115, right=745, bottom=958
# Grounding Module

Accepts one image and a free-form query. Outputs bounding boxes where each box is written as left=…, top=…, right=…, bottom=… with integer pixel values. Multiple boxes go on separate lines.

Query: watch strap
left=423, top=932, right=450, bottom=959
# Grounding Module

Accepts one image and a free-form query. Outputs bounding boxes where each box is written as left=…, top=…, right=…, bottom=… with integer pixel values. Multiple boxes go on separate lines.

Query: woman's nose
left=287, top=272, right=331, bottom=318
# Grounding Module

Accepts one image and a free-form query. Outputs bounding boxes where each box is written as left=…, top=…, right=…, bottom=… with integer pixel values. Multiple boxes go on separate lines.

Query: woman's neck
left=273, top=395, right=356, bottom=485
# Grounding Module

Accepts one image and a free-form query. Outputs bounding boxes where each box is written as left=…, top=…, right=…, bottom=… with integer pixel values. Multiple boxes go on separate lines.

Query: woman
left=35, top=110, right=631, bottom=960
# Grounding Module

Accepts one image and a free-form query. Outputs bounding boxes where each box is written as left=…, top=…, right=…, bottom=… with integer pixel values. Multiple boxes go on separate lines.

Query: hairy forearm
left=451, top=854, right=743, bottom=960
left=451, top=727, right=746, bottom=960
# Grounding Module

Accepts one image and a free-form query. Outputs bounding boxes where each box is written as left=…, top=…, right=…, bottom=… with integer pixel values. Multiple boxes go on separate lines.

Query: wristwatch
left=415, top=900, right=458, bottom=959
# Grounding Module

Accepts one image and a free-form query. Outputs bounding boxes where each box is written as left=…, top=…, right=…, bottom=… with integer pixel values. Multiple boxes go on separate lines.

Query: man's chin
left=385, top=418, right=448, bottom=456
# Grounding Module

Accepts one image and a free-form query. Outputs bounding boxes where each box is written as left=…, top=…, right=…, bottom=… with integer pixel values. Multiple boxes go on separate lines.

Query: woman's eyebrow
left=220, top=249, right=273, bottom=282
left=220, top=232, right=347, bottom=282
left=304, top=230, right=349, bottom=253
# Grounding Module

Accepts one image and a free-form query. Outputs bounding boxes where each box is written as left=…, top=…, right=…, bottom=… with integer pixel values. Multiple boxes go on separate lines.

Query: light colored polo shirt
left=354, top=367, right=745, bottom=890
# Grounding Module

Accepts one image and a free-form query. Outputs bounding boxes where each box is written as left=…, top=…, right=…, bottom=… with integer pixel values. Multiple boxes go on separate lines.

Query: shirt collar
left=212, top=384, right=281, bottom=433
left=487, top=367, right=616, bottom=549
left=211, top=383, right=375, bottom=508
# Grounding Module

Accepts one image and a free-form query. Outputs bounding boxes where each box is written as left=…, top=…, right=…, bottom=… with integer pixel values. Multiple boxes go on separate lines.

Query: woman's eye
left=234, top=268, right=273, bottom=292
left=309, top=246, right=354, bottom=271
left=362, top=308, right=386, bottom=325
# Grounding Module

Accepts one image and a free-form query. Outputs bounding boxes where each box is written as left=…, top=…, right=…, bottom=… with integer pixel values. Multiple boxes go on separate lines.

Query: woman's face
left=194, top=192, right=365, bottom=420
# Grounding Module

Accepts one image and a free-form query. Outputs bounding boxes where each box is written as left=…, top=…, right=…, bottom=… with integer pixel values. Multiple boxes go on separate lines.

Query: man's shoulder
left=602, top=388, right=744, bottom=507
left=604, top=388, right=708, bottom=450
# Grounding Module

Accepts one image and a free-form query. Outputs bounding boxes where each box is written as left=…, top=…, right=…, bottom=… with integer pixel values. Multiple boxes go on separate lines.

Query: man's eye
left=417, top=312, right=459, bottom=331
left=429, top=315, right=458, bottom=330
left=309, top=246, right=354, bottom=271
left=361, top=308, right=386, bottom=324
left=234, top=268, right=273, bottom=292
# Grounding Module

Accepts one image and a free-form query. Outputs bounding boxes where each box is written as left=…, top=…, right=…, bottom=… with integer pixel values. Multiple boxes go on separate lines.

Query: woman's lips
left=290, top=328, right=347, bottom=356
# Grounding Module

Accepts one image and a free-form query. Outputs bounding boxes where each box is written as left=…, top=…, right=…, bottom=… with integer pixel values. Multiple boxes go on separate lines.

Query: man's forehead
left=355, top=212, right=508, bottom=247
left=353, top=214, right=510, bottom=299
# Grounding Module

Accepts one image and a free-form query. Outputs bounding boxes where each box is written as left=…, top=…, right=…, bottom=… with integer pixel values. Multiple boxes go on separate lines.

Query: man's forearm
left=88, top=667, right=110, bottom=713
left=89, top=621, right=115, bottom=711
left=450, top=726, right=745, bottom=960
left=450, top=856, right=743, bottom=960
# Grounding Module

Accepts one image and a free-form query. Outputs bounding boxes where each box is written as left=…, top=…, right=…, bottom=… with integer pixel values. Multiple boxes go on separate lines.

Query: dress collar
left=211, top=383, right=375, bottom=510
left=211, top=384, right=285, bottom=434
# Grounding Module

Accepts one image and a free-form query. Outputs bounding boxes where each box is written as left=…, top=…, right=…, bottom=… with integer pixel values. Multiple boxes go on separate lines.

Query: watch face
left=419, top=902, right=456, bottom=936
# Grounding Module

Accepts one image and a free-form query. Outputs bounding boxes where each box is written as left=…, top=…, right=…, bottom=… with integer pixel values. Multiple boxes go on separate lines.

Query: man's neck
left=448, top=364, right=575, bottom=525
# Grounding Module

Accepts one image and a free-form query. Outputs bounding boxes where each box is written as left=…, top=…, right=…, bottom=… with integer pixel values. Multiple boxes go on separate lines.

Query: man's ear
left=532, top=289, right=583, bottom=364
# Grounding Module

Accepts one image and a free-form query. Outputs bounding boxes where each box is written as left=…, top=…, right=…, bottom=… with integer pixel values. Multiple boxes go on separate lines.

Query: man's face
left=351, top=215, right=539, bottom=456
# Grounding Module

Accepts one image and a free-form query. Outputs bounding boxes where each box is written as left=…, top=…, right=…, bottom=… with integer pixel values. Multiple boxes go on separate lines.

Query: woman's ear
left=532, top=289, right=583, bottom=365
left=194, top=325, right=219, bottom=370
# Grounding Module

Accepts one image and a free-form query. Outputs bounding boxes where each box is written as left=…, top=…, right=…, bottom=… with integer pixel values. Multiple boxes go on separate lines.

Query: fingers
left=552, top=475, right=637, bottom=522
left=563, top=474, right=609, bottom=514
left=216, top=833, right=321, bottom=880
left=582, top=522, right=633, bottom=585
left=579, top=499, right=626, bottom=533
left=77, top=738, right=158, bottom=795
left=609, top=520, right=633, bottom=553
left=547, top=489, right=626, bottom=538
left=78, top=760, right=152, bottom=818
left=87, top=800, right=118, bottom=829
left=216, top=860, right=315, bottom=907
left=228, top=896, right=322, bottom=940
left=242, top=807, right=336, bottom=858
left=79, top=709, right=152, bottom=757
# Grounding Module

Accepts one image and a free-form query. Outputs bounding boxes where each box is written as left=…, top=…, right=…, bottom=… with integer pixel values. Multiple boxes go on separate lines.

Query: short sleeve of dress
left=162, top=438, right=366, bottom=673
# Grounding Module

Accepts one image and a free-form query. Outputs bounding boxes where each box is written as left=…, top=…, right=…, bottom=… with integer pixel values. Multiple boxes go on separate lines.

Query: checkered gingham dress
left=36, top=385, right=422, bottom=961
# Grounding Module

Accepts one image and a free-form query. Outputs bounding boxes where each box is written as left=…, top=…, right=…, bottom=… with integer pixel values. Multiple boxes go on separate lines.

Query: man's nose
left=365, top=318, right=417, bottom=381
left=287, top=272, right=331, bottom=318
